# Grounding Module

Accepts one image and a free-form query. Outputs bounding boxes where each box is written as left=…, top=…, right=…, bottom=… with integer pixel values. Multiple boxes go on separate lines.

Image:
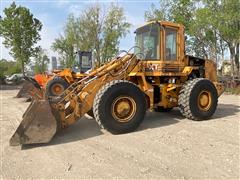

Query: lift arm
left=51, top=53, right=139, bottom=128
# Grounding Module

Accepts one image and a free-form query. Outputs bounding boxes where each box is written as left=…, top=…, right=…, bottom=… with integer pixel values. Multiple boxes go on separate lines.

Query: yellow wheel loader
left=10, top=21, right=225, bottom=146
left=45, top=51, right=93, bottom=97
left=16, top=51, right=93, bottom=98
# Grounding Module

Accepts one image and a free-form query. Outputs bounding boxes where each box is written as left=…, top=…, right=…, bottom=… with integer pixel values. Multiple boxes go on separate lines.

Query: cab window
left=135, top=23, right=160, bottom=60
left=165, top=28, right=177, bottom=60
left=81, top=55, right=91, bottom=69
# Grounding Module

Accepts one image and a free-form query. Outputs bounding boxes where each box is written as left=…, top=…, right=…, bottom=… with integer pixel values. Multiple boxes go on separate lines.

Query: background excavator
left=10, top=21, right=225, bottom=146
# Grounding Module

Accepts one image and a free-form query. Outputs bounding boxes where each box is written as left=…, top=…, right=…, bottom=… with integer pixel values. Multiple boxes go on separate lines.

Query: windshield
left=81, top=55, right=91, bottom=69
left=72, top=55, right=80, bottom=72
left=135, top=23, right=160, bottom=60
left=72, top=52, right=92, bottom=73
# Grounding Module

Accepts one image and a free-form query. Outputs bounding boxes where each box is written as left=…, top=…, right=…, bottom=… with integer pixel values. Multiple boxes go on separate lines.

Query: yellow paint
left=50, top=21, right=224, bottom=129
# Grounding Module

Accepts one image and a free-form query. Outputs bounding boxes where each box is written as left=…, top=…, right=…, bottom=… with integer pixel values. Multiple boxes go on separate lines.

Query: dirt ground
left=0, top=87, right=239, bottom=179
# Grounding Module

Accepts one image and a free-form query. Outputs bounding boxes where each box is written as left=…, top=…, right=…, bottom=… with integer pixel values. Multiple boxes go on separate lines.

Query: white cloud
left=67, top=4, right=85, bottom=16
left=56, top=0, right=71, bottom=8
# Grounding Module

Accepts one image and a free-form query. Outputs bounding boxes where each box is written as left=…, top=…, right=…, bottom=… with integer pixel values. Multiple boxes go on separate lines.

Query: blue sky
left=1, top=0, right=159, bottom=60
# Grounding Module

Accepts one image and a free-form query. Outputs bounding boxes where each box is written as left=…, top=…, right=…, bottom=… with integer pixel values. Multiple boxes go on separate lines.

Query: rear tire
left=93, top=80, right=147, bottom=134
left=178, top=78, right=218, bottom=120
left=46, top=77, right=69, bottom=97
left=86, top=109, right=94, bottom=118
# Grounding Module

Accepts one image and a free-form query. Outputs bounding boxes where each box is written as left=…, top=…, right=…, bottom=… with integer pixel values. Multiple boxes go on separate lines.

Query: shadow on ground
left=213, top=103, right=240, bottom=119
left=22, top=109, right=183, bottom=149
left=22, top=118, right=103, bottom=150
left=21, top=103, right=239, bottom=149
left=139, top=109, right=183, bottom=130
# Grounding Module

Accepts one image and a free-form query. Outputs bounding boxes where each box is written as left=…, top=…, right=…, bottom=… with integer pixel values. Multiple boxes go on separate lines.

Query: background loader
left=10, top=21, right=225, bottom=146
left=16, top=51, right=93, bottom=98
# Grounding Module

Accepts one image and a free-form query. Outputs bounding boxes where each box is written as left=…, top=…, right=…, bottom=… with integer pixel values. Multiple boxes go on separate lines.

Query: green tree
left=52, top=3, right=130, bottom=67
left=0, top=59, right=22, bottom=84
left=0, top=2, right=42, bottom=75
left=188, top=7, right=220, bottom=59
left=52, top=13, right=86, bottom=68
left=52, top=35, right=75, bottom=68
left=0, top=59, right=21, bottom=76
left=77, top=4, right=102, bottom=64
left=145, top=0, right=201, bottom=56
left=101, top=4, right=131, bottom=62
left=145, top=0, right=239, bottom=73
left=204, top=0, right=240, bottom=75
left=33, top=48, right=50, bottom=74
left=144, top=0, right=172, bottom=21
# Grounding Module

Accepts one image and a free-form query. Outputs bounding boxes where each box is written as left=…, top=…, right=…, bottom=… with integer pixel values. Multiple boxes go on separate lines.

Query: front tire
left=178, top=78, right=218, bottom=120
left=93, top=80, right=147, bottom=134
left=46, top=77, right=69, bottom=97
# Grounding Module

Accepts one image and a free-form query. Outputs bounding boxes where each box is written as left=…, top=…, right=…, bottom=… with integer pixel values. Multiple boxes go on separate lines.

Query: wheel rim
left=111, top=96, right=137, bottom=123
left=197, top=90, right=212, bottom=111
left=51, top=84, right=64, bottom=95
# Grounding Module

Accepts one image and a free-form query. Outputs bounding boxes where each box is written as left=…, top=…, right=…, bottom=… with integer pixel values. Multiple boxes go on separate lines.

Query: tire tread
left=178, top=78, right=218, bottom=120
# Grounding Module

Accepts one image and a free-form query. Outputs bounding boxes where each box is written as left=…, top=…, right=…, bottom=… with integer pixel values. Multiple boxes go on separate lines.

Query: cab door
left=161, top=26, right=182, bottom=73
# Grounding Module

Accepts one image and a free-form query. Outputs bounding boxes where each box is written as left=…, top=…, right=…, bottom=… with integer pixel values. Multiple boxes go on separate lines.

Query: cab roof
left=136, top=21, right=184, bottom=31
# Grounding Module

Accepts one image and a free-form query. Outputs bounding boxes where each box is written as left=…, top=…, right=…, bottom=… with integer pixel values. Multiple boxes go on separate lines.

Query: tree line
left=145, top=0, right=240, bottom=76
left=0, top=2, right=130, bottom=75
left=52, top=3, right=130, bottom=67
left=0, top=1, right=239, bottom=76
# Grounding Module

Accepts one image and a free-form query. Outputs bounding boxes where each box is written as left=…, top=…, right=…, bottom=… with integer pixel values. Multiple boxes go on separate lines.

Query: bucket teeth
left=9, top=100, right=57, bottom=146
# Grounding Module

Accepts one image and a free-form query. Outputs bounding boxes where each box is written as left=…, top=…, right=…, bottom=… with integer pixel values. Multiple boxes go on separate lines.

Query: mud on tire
left=178, top=78, right=218, bottom=120
left=93, top=80, right=147, bottom=134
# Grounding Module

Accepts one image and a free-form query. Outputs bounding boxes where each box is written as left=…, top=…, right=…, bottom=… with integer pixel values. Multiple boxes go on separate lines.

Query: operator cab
left=135, top=23, right=160, bottom=60
left=72, top=51, right=92, bottom=73
left=135, top=21, right=185, bottom=73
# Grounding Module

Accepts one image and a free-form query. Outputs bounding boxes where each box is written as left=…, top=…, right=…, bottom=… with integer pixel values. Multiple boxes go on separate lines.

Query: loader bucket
left=16, top=81, right=36, bottom=98
left=16, top=76, right=44, bottom=100
left=10, top=99, right=57, bottom=146
left=16, top=76, right=41, bottom=98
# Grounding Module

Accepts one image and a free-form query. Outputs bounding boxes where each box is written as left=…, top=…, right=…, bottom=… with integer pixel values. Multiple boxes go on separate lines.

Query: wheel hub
left=51, top=84, right=64, bottom=95
left=198, top=91, right=212, bottom=111
left=112, top=96, right=136, bottom=122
